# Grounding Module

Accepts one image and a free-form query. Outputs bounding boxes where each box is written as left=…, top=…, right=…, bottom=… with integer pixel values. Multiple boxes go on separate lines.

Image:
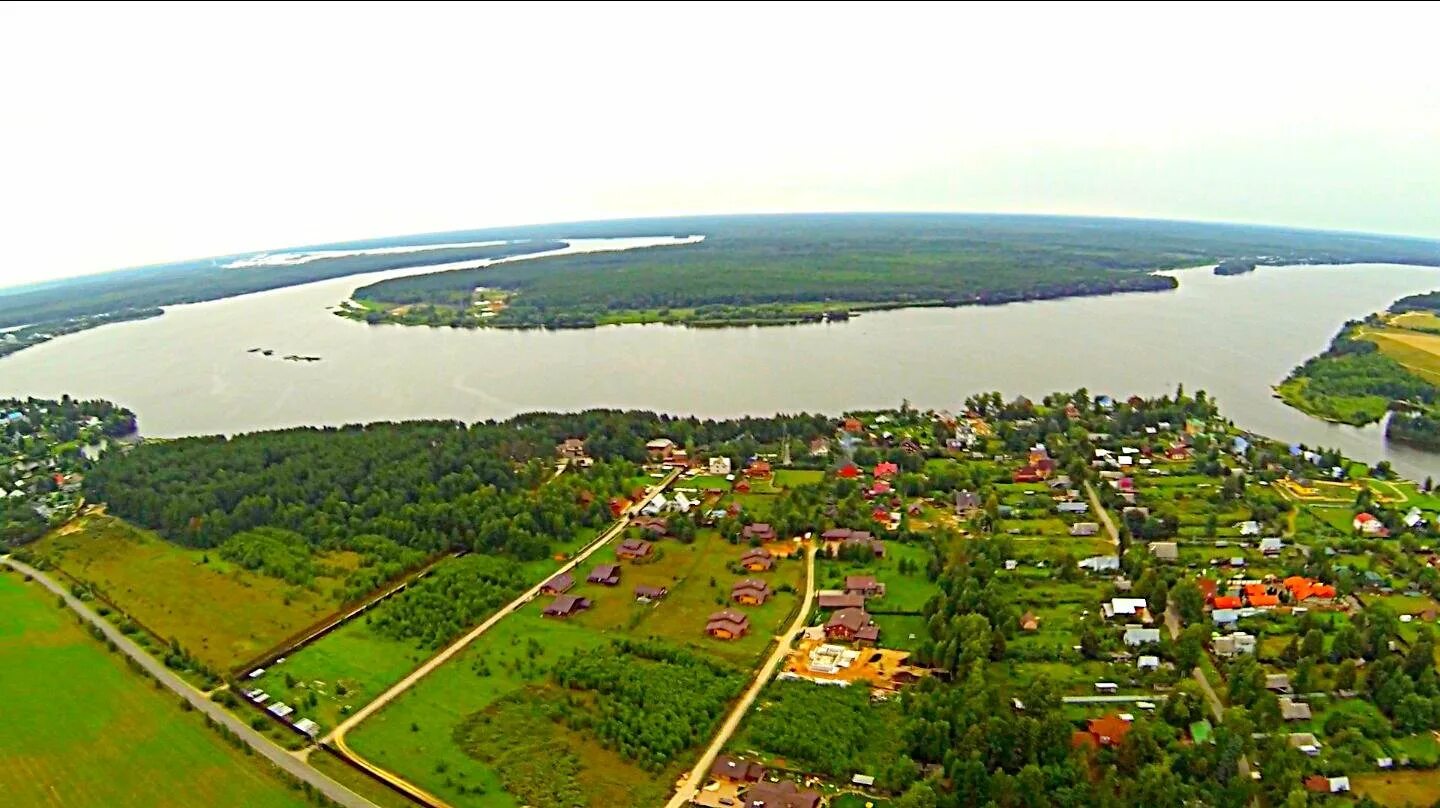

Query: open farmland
left=31, top=515, right=346, bottom=671
left=0, top=570, right=311, bottom=808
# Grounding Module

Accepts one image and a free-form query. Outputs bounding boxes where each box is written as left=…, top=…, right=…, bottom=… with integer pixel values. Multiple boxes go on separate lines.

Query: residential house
left=1213, top=632, right=1256, bottom=658
left=1279, top=697, right=1312, bottom=721
left=1103, top=598, right=1151, bottom=623
left=587, top=564, right=621, bottom=586
left=1058, top=502, right=1089, bottom=515
left=542, top=594, right=591, bottom=619
left=743, top=523, right=777, bottom=543
left=1079, top=555, right=1121, bottom=573
left=1070, top=522, right=1101, bottom=537
left=1020, top=611, right=1040, bottom=632
left=742, top=781, right=822, bottom=808
left=706, top=610, right=750, bottom=640
left=1354, top=513, right=1390, bottom=537
left=708, top=456, right=733, bottom=475
left=746, top=458, right=773, bottom=479
left=1212, top=595, right=1242, bottom=610
left=808, top=438, right=830, bottom=457
left=1289, top=733, right=1321, bottom=756
left=802, top=582, right=857, bottom=606
left=824, top=607, right=880, bottom=645
left=1148, top=542, right=1179, bottom=562
left=641, top=494, right=668, bottom=516
left=634, top=584, right=668, bottom=602
left=1405, top=507, right=1427, bottom=530
left=837, top=463, right=861, bottom=479
left=1303, top=775, right=1350, bottom=794
left=954, top=489, right=981, bottom=516
left=874, top=462, right=900, bottom=479
left=1137, top=655, right=1160, bottom=671
left=740, top=547, right=774, bottom=572
left=1212, top=609, right=1239, bottom=627
left=1259, top=537, right=1284, bottom=555
left=1074, top=713, right=1132, bottom=748
left=1237, top=520, right=1261, bottom=537
left=845, top=575, right=885, bottom=598
left=710, top=755, right=765, bottom=783
left=557, top=438, right=588, bottom=459
left=541, top=572, right=575, bottom=595
left=731, top=579, right=772, bottom=606
left=1266, top=674, right=1292, bottom=693
left=646, top=437, right=676, bottom=461
left=1124, top=627, right=1162, bottom=647
left=616, top=539, right=653, bottom=560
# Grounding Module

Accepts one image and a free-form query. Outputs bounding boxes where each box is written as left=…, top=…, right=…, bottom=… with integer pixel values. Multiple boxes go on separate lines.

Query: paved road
left=663, top=543, right=818, bottom=808
left=0, top=555, right=378, bottom=808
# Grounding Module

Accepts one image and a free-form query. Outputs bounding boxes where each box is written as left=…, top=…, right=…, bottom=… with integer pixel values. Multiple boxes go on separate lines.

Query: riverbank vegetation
left=342, top=213, right=1440, bottom=330
left=1279, top=296, right=1440, bottom=449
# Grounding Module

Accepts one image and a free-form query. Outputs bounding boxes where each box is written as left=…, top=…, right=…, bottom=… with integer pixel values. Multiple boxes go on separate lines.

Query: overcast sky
left=2, top=1, right=1437, bottom=288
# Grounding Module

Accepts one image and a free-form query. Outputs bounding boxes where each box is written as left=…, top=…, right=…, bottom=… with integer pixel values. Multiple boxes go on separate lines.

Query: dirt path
left=663, top=542, right=818, bottom=808
left=1084, top=480, right=1120, bottom=550
left=0, top=555, right=378, bottom=808
left=321, top=469, right=681, bottom=806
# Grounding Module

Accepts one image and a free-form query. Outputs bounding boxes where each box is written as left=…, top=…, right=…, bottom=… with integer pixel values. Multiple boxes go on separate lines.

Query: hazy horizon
left=3, top=1, right=1437, bottom=288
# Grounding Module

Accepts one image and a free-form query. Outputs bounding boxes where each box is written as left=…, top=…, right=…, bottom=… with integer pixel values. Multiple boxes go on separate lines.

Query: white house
left=672, top=492, right=695, bottom=513
left=1137, top=655, right=1160, bottom=671
left=1105, top=598, right=1151, bottom=621
left=641, top=493, right=668, bottom=516
left=708, top=457, right=733, bottom=475
left=1354, top=513, right=1388, bottom=536
left=1124, top=628, right=1162, bottom=647
left=1237, top=521, right=1261, bottom=537
left=1079, top=555, right=1121, bottom=573
left=1259, top=537, right=1284, bottom=555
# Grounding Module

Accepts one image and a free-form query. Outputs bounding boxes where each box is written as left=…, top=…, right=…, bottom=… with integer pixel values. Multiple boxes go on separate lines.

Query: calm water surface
left=1, top=245, right=1438, bottom=480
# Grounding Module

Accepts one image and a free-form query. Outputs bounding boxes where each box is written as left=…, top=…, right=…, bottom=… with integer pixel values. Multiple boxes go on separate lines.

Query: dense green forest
left=0, top=241, right=562, bottom=329
left=367, top=554, right=527, bottom=649
left=1279, top=321, right=1440, bottom=425
left=347, top=214, right=1440, bottom=329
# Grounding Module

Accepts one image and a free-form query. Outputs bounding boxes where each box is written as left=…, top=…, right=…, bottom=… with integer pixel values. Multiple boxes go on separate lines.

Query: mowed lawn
left=0, top=571, right=310, bottom=808
left=1352, top=770, right=1440, bottom=807
left=32, top=515, right=345, bottom=670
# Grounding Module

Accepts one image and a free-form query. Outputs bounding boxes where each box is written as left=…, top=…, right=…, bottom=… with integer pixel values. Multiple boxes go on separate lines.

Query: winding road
left=663, top=542, right=818, bottom=808
left=0, top=555, right=379, bottom=808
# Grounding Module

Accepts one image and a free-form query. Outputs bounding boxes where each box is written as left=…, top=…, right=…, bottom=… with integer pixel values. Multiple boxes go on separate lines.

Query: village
left=535, top=392, right=1440, bottom=807
left=0, top=397, right=135, bottom=543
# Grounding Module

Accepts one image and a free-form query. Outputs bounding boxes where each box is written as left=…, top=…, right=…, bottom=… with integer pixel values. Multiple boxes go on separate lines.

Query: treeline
left=1282, top=321, right=1440, bottom=425
left=1389, top=412, right=1440, bottom=450
left=0, top=241, right=562, bottom=329
left=343, top=214, right=1440, bottom=330
left=551, top=640, right=744, bottom=771
left=368, top=555, right=527, bottom=649
left=737, top=680, right=909, bottom=786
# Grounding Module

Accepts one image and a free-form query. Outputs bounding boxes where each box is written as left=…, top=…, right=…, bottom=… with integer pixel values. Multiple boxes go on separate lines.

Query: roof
left=1266, top=673, right=1291, bottom=690
left=706, top=610, right=750, bottom=634
left=845, top=575, right=880, bottom=591
left=710, top=755, right=765, bottom=782
left=1279, top=697, right=1312, bottom=721
left=634, top=584, right=667, bottom=599
left=731, top=579, right=771, bottom=600
left=1190, top=719, right=1213, bottom=744
left=817, top=592, right=866, bottom=610
left=1086, top=713, right=1132, bottom=745
left=1108, top=597, right=1149, bottom=616
left=743, top=780, right=822, bottom=808
left=543, top=572, right=574, bottom=592
left=1124, top=628, right=1161, bottom=645
left=825, top=607, right=874, bottom=633
left=1212, top=608, right=1239, bottom=623
left=543, top=594, right=590, bottom=617
left=1212, top=595, right=1242, bottom=609
left=1148, top=542, right=1178, bottom=561
left=587, top=564, right=620, bottom=583
left=617, top=538, right=653, bottom=555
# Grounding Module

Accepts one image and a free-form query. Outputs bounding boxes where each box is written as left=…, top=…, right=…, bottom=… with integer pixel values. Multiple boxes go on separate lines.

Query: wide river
left=2, top=237, right=1439, bottom=481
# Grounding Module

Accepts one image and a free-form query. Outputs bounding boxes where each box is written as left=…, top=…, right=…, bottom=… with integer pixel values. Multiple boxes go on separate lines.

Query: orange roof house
left=843, top=417, right=864, bottom=433
left=1245, top=584, right=1269, bottom=599
left=1212, top=595, right=1243, bottom=610
left=1249, top=594, right=1280, bottom=608
left=1197, top=578, right=1218, bottom=601
left=746, top=459, right=773, bottom=479
left=1083, top=714, right=1132, bottom=748
left=837, top=464, right=861, bottom=479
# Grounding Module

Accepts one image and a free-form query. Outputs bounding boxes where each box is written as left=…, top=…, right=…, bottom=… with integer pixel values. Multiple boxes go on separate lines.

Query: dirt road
left=663, top=542, right=818, bottom=808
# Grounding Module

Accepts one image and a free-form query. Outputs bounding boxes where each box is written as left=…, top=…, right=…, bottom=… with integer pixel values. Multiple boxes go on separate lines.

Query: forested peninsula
left=339, top=214, right=1440, bottom=331
left=1279, top=291, right=1440, bottom=450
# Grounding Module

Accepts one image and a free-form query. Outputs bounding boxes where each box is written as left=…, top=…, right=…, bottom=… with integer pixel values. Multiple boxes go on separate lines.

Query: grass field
left=0, top=570, right=311, bottom=808
left=1368, top=328, right=1440, bottom=385
left=246, top=614, right=432, bottom=734
left=31, top=515, right=347, bottom=670
left=346, top=529, right=792, bottom=806
left=1352, top=770, right=1440, bottom=807
left=346, top=608, right=607, bottom=807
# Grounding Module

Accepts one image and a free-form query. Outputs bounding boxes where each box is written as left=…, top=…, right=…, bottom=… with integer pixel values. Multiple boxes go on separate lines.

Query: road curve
left=0, top=555, right=378, bottom=808
left=663, top=542, right=818, bottom=808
